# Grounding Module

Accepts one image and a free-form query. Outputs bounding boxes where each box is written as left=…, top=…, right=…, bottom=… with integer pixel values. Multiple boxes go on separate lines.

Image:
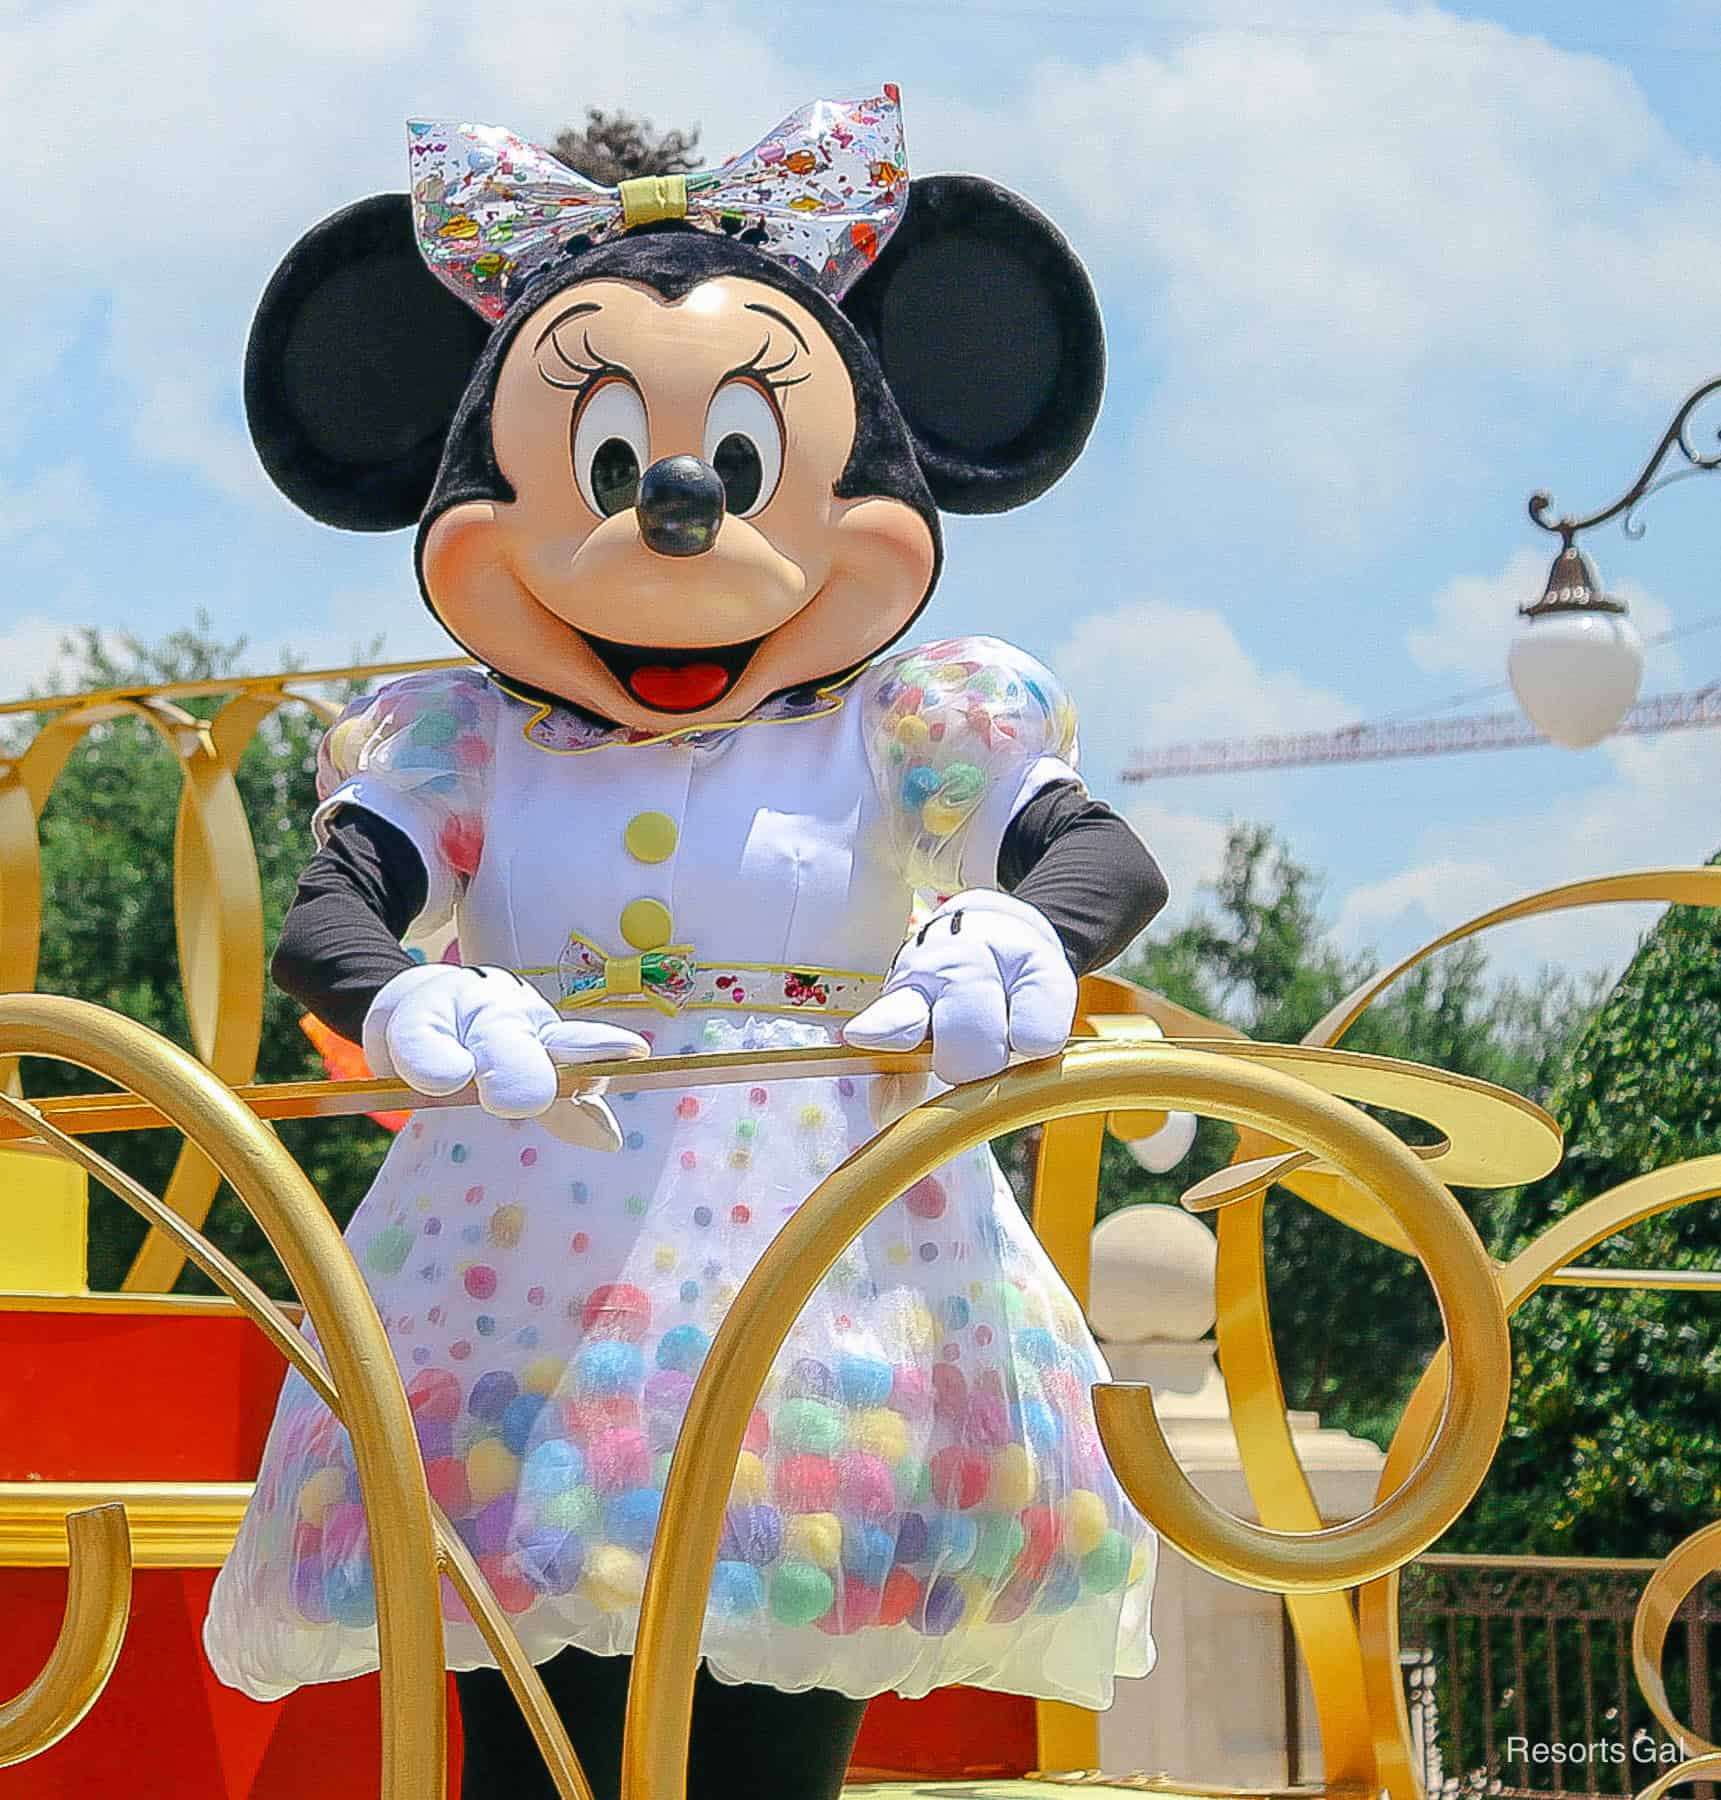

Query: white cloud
left=1054, top=596, right=1354, bottom=924
left=0, top=617, right=125, bottom=699
left=263, top=572, right=455, bottom=674
left=1055, top=572, right=1716, bottom=981
left=1056, top=597, right=1355, bottom=768
left=1407, top=547, right=1678, bottom=686
left=1334, top=855, right=1507, bottom=950
left=1330, top=727, right=1721, bottom=977
left=958, top=8, right=1721, bottom=543
left=0, top=466, right=98, bottom=546
left=16, top=0, right=1721, bottom=568
left=2, top=0, right=813, bottom=495
left=1124, top=800, right=1232, bottom=918
left=130, top=380, right=260, bottom=504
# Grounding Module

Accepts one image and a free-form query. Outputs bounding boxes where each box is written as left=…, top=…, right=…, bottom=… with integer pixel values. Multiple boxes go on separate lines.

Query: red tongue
left=629, top=661, right=732, bottom=712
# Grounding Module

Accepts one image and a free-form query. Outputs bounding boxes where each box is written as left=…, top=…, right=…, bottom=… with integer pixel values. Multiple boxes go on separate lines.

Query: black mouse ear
left=244, top=194, right=491, bottom=532
left=842, top=175, right=1104, bottom=515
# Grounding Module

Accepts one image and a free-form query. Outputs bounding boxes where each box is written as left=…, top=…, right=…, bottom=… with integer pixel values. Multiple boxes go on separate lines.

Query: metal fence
left=1399, top=1555, right=1721, bottom=1799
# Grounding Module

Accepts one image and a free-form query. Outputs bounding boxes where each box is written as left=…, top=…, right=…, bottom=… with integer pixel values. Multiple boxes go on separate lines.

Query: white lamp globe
left=1123, top=1108, right=1199, bottom=1173
left=1507, top=546, right=1644, bottom=750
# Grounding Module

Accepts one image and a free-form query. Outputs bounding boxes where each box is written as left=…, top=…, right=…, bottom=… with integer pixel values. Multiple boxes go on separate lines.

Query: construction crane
left=1121, top=681, right=1721, bottom=782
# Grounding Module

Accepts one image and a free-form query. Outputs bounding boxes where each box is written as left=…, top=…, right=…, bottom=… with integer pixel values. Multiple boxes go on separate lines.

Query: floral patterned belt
left=515, top=932, right=886, bottom=1018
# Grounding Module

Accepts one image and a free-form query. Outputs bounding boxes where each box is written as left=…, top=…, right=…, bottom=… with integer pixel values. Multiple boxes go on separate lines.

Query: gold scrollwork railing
left=1045, top=871, right=1721, bottom=1800
left=1169, top=869, right=1721, bottom=1800
left=1633, top=1517, right=1721, bottom=1800
left=2, top=989, right=1526, bottom=1798
left=626, top=1036, right=1514, bottom=1800
left=1357, top=1158, right=1721, bottom=1800
left=2, top=649, right=1716, bottom=1800
left=0, top=655, right=461, bottom=1292
left=0, top=1502, right=131, bottom=1768
left=0, top=994, right=448, bottom=1796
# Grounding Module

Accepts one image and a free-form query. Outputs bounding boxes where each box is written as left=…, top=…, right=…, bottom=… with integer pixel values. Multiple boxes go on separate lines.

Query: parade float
left=0, top=659, right=1718, bottom=1799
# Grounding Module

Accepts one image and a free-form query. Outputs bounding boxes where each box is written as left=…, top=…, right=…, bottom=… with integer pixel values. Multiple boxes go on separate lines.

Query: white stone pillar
left=1085, top=1203, right=1386, bottom=1787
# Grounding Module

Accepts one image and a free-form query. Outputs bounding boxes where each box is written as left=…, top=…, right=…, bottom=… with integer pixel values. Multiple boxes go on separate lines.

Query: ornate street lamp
left=1512, top=375, right=1721, bottom=749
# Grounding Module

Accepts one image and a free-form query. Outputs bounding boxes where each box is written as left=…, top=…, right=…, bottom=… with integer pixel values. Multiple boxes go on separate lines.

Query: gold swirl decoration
left=624, top=1036, right=1514, bottom=1800
left=0, top=658, right=459, bottom=1293
left=0, top=1502, right=131, bottom=1767
left=1356, top=1157, right=1721, bottom=1800
left=0, top=994, right=463, bottom=1796
left=1628, top=1519, right=1721, bottom=1800
left=1289, top=872, right=1721, bottom=1800
left=1635, top=1755, right=1721, bottom=1800
left=1633, top=1518, right=1721, bottom=1760
left=1064, top=869, right=1721, bottom=1796
left=1, top=1013, right=1515, bottom=1798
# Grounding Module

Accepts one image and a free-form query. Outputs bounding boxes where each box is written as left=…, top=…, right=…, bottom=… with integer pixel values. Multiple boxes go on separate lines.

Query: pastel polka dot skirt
left=204, top=1018, right=1156, bottom=1706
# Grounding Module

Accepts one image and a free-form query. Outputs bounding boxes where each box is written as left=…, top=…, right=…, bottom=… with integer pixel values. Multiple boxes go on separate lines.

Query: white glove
left=844, top=890, right=1077, bottom=1086
left=362, top=965, right=649, bottom=1151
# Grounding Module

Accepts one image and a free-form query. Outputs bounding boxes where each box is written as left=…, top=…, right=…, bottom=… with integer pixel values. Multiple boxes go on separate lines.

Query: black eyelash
left=729, top=335, right=811, bottom=396
left=538, top=329, right=631, bottom=396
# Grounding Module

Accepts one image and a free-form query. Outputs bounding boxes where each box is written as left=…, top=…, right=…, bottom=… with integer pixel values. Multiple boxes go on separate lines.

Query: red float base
left=0, top=1298, right=1036, bottom=1792
left=0, top=1565, right=463, bottom=1798
left=854, top=1687, right=1040, bottom=1781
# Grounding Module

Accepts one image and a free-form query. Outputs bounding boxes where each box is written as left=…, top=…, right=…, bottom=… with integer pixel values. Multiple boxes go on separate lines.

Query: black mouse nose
left=635, top=455, right=725, bottom=557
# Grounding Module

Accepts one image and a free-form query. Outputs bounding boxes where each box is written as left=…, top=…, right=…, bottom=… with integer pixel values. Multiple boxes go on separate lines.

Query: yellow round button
left=619, top=898, right=673, bottom=951
left=624, top=810, right=678, bottom=864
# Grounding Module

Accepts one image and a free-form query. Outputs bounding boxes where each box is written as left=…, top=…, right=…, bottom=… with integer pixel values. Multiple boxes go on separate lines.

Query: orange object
left=297, top=1014, right=409, bottom=1131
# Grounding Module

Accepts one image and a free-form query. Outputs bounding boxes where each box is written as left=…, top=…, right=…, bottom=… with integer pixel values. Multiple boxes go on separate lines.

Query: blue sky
left=9, top=0, right=1721, bottom=984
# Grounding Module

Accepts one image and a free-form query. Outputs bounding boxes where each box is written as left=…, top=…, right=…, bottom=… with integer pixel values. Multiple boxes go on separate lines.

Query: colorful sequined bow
left=559, top=933, right=697, bottom=1016
left=407, top=89, right=909, bottom=321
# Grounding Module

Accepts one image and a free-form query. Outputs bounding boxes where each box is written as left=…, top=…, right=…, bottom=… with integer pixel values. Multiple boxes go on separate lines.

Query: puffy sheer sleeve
left=312, top=666, right=497, bottom=933
left=860, top=636, right=1082, bottom=897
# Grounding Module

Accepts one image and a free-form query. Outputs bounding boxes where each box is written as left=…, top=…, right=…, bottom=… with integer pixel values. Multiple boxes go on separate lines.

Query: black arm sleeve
left=271, top=807, right=430, bottom=1044
left=997, top=781, right=1168, bottom=975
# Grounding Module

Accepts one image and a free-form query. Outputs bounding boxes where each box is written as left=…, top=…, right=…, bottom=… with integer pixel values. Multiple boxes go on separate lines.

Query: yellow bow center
left=618, top=175, right=689, bottom=228
left=602, top=954, right=646, bottom=998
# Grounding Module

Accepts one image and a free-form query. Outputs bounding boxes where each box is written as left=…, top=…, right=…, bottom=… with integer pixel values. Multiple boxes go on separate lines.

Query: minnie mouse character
left=205, top=91, right=1169, bottom=1800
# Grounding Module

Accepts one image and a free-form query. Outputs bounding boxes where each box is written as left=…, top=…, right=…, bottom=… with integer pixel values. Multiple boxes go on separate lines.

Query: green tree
left=17, top=621, right=391, bottom=1297
left=550, top=110, right=702, bottom=184
left=1096, top=825, right=1602, bottom=1449
left=1454, top=866, right=1721, bottom=1557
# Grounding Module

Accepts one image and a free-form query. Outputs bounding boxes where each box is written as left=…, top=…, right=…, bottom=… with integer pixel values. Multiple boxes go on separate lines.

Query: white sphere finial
left=1087, top=1203, right=1218, bottom=1344
left=1123, top=1109, right=1199, bottom=1172
left=1100, top=1013, right=1198, bottom=1173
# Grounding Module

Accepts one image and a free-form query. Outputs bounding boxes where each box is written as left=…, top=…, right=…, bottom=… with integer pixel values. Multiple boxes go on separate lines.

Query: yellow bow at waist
left=558, top=932, right=697, bottom=1017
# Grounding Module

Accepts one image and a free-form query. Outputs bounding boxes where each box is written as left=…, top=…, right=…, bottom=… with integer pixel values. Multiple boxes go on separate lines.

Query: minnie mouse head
left=245, top=90, right=1103, bottom=731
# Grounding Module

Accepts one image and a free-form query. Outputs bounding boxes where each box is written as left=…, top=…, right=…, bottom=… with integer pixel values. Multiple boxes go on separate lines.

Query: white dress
left=203, top=635, right=1157, bottom=1706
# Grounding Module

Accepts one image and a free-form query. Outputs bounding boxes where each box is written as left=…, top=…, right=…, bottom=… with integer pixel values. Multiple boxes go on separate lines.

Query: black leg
left=456, top=1646, right=631, bottom=1800
left=455, top=1650, right=869, bottom=1800
left=686, top=1671, right=869, bottom=1800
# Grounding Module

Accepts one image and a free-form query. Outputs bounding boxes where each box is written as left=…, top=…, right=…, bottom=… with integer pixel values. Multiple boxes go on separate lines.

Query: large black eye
left=573, top=379, right=648, bottom=518
left=702, top=382, right=783, bottom=517
left=590, top=438, right=641, bottom=515
left=712, top=433, right=763, bottom=513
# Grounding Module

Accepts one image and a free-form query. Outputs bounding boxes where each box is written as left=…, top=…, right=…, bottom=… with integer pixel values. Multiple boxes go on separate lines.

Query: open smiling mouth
left=578, top=630, right=766, bottom=714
